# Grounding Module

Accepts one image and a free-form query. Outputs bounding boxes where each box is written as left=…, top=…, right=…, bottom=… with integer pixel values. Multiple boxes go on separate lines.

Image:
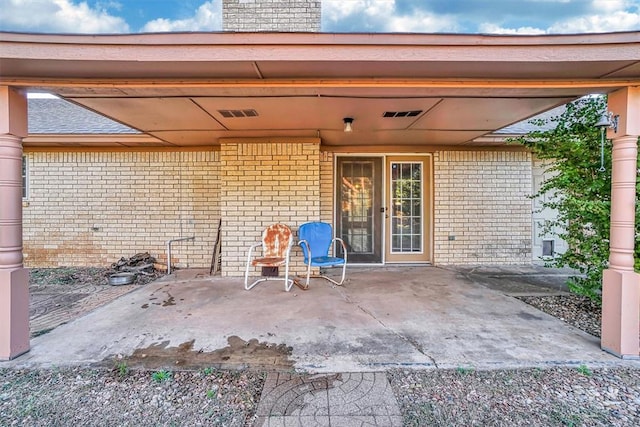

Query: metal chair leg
left=284, top=257, right=293, bottom=292
left=331, top=262, right=346, bottom=286
left=304, top=261, right=312, bottom=288
left=321, top=263, right=346, bottom=286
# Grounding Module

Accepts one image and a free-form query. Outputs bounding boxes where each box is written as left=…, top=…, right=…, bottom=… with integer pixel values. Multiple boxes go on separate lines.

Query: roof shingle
left=28, top=98, right=139, bottom=134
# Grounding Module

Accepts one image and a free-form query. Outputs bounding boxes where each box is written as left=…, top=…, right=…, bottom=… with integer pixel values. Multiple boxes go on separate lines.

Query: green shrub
left=511, top=96, right=640, bottom=303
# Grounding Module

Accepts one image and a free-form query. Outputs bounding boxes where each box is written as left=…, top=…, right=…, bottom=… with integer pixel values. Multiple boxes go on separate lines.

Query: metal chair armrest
left=284, top=238, right=293, bottom=257
left=298, top=239, right=312, bottom=264
left=332, top=237, right=347, bottom=262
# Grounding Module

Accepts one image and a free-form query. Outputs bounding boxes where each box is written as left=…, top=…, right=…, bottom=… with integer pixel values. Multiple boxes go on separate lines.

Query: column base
left=601, top=268, right=640, bottom=359
left=0, top=268, right=30, bottom=360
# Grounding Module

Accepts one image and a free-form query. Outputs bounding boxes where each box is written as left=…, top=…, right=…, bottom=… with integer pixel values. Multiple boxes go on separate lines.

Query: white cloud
left=323, top=0, right=457, bottom=32
left=479, top=1, right=640, bottom=35
left=141, top=1, right=221, bottom=32
left=479, top=24, right=547, bottom=35
left=548, top=9, right=640, bottom=33
left=323, top=0, right=390, bottom=24
left=592, top=0, right=628, bottom=13
left=0, top=0, right=129, bottom=33
left=387, top=11, right=459, bottom=33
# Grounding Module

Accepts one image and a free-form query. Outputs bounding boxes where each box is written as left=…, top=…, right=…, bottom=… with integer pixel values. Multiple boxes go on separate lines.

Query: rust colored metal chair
left=298, top=221, right=347, bottom=288
left=244, top=223, right=295, bottom=291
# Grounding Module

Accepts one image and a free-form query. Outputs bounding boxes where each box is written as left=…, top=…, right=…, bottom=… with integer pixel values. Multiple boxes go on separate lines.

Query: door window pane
left=390, top=162, right=422, bottom=253
left=340, top=160, right=379, bottom=256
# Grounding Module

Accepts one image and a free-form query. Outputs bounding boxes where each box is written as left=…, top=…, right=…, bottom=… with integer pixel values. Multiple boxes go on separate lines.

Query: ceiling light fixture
left=343, top=117, right=353, bottom=133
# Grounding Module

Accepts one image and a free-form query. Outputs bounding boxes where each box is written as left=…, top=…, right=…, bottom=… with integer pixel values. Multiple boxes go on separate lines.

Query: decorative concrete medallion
left=254, top=372, right=402, bottom=426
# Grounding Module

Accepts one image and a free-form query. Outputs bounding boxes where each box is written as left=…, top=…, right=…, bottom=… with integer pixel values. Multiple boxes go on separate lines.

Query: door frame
left=334, top=153, right=434, bottom=264
left=334, top=156, right=384, bottom=263
left=384, top=155, right=433, bottom=263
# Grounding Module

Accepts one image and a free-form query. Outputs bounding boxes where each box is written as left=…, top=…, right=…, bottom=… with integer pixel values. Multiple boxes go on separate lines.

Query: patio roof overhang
left=1, top=31, right=639, bottom=148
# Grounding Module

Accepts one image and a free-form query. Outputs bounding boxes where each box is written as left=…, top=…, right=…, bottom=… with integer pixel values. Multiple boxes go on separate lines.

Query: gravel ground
left=2, top=365, right=638, bottom=426
left=0, top=367, right=265, bottom=427
left=1, top=268, right=637, bottom=426
left=517, top=294, right=602, bottom=338
left=389, top=366, right=640, bottom=426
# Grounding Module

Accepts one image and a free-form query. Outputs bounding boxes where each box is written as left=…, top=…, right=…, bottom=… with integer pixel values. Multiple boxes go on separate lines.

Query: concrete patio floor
left=6, top=265, right=632, bottom=372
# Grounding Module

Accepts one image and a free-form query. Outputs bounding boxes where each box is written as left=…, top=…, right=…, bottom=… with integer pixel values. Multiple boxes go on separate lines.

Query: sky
left=0, top=0, right=639, bottom=34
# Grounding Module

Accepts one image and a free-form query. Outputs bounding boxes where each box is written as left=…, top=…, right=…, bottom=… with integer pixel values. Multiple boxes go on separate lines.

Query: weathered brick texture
left=220, top=138, right=321, bottom=276
left=433, top=150, right=532, bottom=264
left=23, top=146, right=532, bottom=273
left=223, top=0, right=321, bottom=32
left=22, top=150, right=220, bottom=269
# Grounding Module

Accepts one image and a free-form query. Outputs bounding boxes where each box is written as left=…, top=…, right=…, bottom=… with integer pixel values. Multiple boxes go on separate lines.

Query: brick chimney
left=223, top=0, right=321, bottom=32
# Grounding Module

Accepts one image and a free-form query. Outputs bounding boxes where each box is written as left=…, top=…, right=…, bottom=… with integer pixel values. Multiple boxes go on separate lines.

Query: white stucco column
left=601, top=87, right=640, bottom=359
left=0, top=86, right=30, bottom=360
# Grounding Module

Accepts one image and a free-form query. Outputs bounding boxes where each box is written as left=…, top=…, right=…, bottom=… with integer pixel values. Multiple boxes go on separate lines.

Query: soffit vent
left=383, top=110, right=423, bottom=118
left=218, top=109, right=259, bottom=118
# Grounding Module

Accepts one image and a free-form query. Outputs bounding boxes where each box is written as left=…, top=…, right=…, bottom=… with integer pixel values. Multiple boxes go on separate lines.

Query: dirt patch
left=117, top=336, right=294, bottom=371
left=30, top=265, right=163, bottom=288
left=28, top=266, right=166, bottom=338
left=29, top=267, right=108, bottom=287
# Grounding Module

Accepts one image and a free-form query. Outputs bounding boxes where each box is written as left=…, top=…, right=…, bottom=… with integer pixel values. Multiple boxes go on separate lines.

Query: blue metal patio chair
left=244, top=223, right=295, bottom=292
left=298, top=221, right=347, bottom=288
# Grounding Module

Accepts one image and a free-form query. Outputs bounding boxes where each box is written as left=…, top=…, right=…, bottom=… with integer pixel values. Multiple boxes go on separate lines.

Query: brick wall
left=220, top=138, right=320, bottom=276
left=223, top=0, right=321, bottom=32
left=433, top=150, right=532, bottom=264
left=22, top=147, right=533, bottom=272
left=22, top=150, right=220, bottom=269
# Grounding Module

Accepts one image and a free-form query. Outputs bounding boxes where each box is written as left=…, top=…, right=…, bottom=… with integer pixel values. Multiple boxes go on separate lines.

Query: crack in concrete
left=356, top=303, right=439, bottom=369
left=335, top=286, right=439, bottom=367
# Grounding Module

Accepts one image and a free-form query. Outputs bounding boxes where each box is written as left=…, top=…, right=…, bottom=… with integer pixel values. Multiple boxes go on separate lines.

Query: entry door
left=336, top=157, right=383, bottom=263
left=385, top=156, right=432, bottom=263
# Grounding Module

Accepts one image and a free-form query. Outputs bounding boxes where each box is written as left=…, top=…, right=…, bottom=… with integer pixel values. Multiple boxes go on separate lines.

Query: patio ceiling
left=2, top=31, right=639, bottom=148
